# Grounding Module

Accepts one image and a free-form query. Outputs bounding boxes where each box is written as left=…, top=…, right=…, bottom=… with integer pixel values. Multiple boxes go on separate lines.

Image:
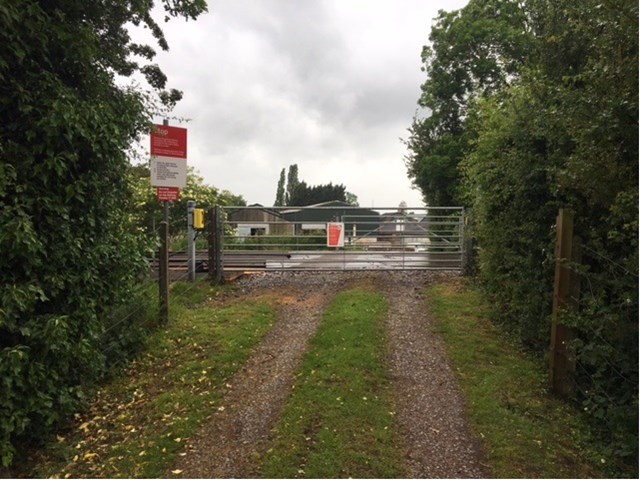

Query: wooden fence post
left=550, top=208, right=580, bottom=397
left=159, top=220, right=169, bottom=324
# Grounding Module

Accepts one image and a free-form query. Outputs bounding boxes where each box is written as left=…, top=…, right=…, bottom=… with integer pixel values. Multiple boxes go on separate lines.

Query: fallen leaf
left=84, top=452, right=98, bottom=461
left=171, top=469, right=183, bottom=475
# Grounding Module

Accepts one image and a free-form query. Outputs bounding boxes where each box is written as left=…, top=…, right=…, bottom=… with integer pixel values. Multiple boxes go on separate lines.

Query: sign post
left=150, top=123, right=188, bottom=193
left=150, top=121, right=187, bottom=320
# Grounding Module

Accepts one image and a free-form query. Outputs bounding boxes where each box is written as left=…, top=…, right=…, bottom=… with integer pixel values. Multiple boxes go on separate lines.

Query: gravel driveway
left=169, top=271, right=487, bottom=478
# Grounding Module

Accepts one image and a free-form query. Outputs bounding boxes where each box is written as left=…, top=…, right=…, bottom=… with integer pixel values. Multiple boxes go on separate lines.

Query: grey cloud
left=142, top=0, right=469, bottom=208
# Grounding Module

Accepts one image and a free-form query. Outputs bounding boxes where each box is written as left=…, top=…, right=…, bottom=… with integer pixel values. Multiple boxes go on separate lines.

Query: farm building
left=280, top=201, right=380, bottom=241
left=226, top=205, right=294, bottom=236
left=377, top=209, right=432, bottom=249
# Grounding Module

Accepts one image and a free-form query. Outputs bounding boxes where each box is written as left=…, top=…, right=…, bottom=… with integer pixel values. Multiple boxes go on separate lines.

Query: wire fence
left=562, top=239, right=638, bottom=459
left=99, top=210, right=207, bottom=359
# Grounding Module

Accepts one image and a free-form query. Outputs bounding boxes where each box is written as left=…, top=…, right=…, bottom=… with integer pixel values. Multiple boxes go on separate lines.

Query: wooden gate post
left=550, top=208, right=580, bottom=397
left=207, top=206, right=224, bottom=285
left=214, top=205, right=224, bottom=285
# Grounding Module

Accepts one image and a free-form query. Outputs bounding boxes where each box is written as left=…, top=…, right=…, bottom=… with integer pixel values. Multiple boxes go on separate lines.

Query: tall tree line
left=405, top=0, right=638, bottom=473
left=274, top=164, right=358, bottom=207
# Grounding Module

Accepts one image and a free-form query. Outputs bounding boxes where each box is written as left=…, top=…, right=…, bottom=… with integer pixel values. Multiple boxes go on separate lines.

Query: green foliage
left=407, top=0, right=638, bottom=470
left=24, top=280, right=276, bottom=478
left=0, top=0, right=206, bottom=468
left=404, top=0, right=532, bottom=206
left=285, top=164, right=300, bottom=206
left=289, top=181, right=352, bottom=206
left=130, top=165, right=245, bottom=237
left=461, top=86, right=560, bottom=347
left=274, top=167, right=286, bottom=206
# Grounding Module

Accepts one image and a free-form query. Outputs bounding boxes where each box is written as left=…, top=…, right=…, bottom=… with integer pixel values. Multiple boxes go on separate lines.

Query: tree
left=404, top=0, right=532, bottom=206
left=456, top=0, right=638, bottom=470
left=406, top=0, right=638, bottom=472
left=284, top=164, right=300, bottom=206
left=288, top=181, right=350, bottom=206
left=0, top=0, right=206, bottom=468
left=274, top=168, right=286, bottom=206
left=274, top=164, right=358, bottom=206
left=345, top=191, right=359, bottom=206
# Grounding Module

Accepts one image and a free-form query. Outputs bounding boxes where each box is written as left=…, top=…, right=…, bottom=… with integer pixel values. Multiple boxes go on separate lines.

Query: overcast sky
left=142, top=0, right=468, bottom=208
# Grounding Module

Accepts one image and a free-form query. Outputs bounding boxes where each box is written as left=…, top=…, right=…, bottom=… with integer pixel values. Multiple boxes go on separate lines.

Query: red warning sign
left=327, top=222, right=344, bottom=248
left=150, top=125, right=187, bottom=158
left=156, top=187, right=180, bottom=202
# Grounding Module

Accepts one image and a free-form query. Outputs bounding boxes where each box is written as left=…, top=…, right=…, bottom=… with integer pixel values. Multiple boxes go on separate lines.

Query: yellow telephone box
left=193, top=208, right=205, bottom=229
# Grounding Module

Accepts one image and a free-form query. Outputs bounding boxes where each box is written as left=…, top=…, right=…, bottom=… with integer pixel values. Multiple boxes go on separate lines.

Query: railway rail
left=149, top=249, right=462, bottom=273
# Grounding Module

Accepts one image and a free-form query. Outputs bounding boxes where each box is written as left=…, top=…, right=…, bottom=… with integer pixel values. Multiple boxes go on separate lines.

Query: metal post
left=460, top=209, right=465, bottom=273
left=157, top=118, right=172, bottom=322
left=187, top=200, right=196, bottom=282
left=159, top=221, right=169, bottom=324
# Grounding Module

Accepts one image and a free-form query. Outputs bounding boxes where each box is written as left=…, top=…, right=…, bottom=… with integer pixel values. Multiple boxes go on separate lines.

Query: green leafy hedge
left=0, top=0, right=206, bottom=468
left=407, top=0, right=638, bottom=473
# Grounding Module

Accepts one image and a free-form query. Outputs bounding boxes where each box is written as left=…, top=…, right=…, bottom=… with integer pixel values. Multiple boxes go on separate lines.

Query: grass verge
left=426, top=278, right=608, bottom=478
left=258, top=286, right=406, bottom=479
left=24, top=279, right=277, bottom=478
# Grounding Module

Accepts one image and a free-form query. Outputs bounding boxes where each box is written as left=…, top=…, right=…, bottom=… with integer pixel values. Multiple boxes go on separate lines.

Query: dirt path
left=169, top=271, right=486, bottom=478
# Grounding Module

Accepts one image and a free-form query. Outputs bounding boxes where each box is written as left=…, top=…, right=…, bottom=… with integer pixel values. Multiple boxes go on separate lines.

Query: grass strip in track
left=426, top=278, right=607, bottom=478
left=258, top=287, right=405, bottom=479
left=27, top=280, right=277, bottom=479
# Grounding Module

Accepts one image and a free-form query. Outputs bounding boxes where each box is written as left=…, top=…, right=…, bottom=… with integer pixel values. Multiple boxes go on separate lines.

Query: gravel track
left=169, top=273, right=352, bottom=478
left=169, top=271, right=486, bottom=478
left=375, top=271, right=487, bottom=478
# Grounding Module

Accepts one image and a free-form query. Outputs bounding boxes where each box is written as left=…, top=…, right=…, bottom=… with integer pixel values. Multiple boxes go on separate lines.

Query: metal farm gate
left=214, top=205, right=466, bottom=272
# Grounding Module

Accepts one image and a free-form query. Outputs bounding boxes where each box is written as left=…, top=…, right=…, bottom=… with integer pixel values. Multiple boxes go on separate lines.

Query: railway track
left=149, top=250, right=462, bottom=273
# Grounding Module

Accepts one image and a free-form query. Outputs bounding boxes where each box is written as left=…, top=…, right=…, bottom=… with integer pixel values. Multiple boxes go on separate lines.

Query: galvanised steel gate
left=217, top=205, right=465, bottom=272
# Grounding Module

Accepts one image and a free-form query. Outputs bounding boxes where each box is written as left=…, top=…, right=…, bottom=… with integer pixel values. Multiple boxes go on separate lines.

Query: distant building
left=227, top=204, right=294, bottom=236
left=280, top=201, right=380, bottom=241
left=378, top=209, right=431, bottom=248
